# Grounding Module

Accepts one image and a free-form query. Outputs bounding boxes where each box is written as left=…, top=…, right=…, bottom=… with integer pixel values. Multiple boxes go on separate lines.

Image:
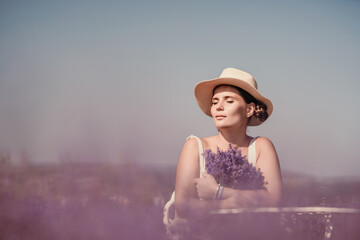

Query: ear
left=246, top=102, right=255, bottom=118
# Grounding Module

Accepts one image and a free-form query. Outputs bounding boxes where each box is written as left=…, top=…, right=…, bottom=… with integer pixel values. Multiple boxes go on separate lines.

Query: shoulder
left=254, top=137, right=277, bottom=156
left=184, top=135, right=216, bottom=150
left=181, top=136, right=202, bottom=157
left=254, top=137, right=279, bottom=164
left=254, top=137, right=275, bottom=148
left=177, top=137, right=201, bottom=174
left=183, top=137, right=198, bottom=149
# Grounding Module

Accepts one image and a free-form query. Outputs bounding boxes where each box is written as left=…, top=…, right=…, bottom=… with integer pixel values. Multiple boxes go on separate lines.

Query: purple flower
left=204, top=144, right=266, bottom=190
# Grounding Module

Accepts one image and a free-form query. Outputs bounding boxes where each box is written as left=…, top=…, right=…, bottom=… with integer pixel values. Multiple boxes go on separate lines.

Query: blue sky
left=0, top=0, right=359, bottom=177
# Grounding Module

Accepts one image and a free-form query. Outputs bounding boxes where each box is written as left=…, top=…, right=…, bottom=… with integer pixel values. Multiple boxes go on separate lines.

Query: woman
left=174, top=67, right=282, bottom=219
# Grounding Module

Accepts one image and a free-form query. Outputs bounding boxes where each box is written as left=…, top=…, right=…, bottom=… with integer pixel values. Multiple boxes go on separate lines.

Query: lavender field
left=0, top=159, right=359, bottom=240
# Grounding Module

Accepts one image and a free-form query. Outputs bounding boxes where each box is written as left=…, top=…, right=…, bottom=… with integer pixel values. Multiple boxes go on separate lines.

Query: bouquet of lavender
left=204, top=144, right=266, bottom=190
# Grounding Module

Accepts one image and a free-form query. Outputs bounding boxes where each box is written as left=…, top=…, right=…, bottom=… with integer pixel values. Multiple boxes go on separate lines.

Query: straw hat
left=194, top=67, right=273, bottom=126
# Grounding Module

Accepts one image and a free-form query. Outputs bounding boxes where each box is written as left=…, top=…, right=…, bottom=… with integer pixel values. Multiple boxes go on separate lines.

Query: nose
left=216, top=101, right=224, bottom=111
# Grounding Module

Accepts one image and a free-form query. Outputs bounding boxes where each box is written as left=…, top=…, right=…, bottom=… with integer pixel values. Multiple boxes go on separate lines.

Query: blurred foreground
left=0, top=161, right=359, bottom=240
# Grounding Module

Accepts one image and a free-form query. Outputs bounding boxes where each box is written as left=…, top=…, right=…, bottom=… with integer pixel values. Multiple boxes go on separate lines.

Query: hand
left=193, top=173, right=218, bottom=200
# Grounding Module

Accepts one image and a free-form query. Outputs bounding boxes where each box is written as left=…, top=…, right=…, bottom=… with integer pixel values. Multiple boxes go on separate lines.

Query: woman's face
left=210, top=85, right=253, bottom=130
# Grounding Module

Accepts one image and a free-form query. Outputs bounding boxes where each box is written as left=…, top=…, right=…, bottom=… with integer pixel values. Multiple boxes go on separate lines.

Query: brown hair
left=213, top=85, right=268, bottom=123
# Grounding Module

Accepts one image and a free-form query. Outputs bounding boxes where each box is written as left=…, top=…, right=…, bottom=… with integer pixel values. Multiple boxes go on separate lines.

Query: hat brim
left=194, top=77, right=273, bottom=126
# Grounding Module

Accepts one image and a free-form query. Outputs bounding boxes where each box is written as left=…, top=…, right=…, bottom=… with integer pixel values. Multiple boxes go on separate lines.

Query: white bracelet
left=213, top=184, right=220, bottom=200
left=216, top=185, right=224, bottom=199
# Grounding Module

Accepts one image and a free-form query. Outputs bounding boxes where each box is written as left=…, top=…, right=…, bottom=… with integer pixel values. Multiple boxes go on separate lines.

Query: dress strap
left=186, top=135, right=206, bottom=176
left=248, top=136, right=259, bottom=166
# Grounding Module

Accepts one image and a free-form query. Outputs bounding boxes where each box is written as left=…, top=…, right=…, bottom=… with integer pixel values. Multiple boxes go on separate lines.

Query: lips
left=215, top=115, right=226, bottom=119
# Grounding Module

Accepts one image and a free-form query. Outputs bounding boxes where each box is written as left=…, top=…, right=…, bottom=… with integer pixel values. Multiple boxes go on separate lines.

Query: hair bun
left=253, top=103, right=268, bottom=122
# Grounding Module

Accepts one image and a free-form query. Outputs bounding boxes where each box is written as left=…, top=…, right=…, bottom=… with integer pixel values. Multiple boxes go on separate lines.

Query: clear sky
left=0, top=0, right=359, bottom=177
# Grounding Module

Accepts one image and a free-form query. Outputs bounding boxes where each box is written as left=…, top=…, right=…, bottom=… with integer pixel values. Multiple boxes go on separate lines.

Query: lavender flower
left=204, top=144, right=266, bottom=190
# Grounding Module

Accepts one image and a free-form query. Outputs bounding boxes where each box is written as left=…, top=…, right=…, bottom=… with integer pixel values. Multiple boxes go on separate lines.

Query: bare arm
left=174, top=138, right=232, bottom=218
left=174, top=138, right=200, bottom=218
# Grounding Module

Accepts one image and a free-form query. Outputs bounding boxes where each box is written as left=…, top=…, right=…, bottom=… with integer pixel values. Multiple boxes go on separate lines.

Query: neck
left=217, top=126, right=250, bottom=148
